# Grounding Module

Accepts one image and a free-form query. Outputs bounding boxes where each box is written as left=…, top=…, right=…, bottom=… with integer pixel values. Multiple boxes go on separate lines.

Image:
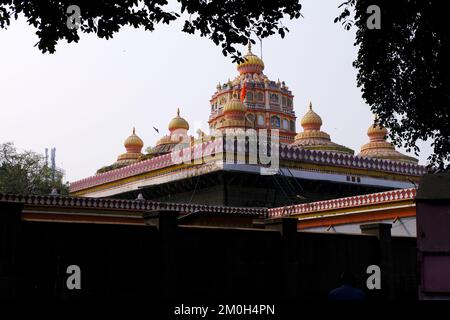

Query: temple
left=69, top=42, right=426, bottom=231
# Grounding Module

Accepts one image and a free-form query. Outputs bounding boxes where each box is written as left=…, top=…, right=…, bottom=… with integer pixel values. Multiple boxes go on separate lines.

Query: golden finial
left=308, top=101, right=313, bottom=110
left=177, top=108, right=180, bottom=117
left=247, top=40, right=252, bottom=53
left=132, top=127, right=136, bottom=135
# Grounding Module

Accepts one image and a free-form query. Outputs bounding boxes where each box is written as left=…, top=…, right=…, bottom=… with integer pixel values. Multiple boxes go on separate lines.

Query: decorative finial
left=177, top=108, right=180, bottom=117
left=136, top=193, right=145, bottom=201
left=132, top=127, right=136, bottom=135
left=247, top=40, right=252, bottom=53
left=309, top=101, right=313, bottom=110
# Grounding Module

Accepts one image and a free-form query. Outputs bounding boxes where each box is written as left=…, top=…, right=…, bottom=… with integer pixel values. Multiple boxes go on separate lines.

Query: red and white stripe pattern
left=70, top=141, right=427, bottom=193
left=268, top=188, right=417, bottom=218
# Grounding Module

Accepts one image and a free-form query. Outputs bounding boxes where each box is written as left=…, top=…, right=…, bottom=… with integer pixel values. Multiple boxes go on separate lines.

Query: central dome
left=237, top=42, right=265, bottom=74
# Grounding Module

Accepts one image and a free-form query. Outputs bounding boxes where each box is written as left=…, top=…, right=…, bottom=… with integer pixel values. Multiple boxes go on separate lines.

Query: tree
left=336, top=0, right=450, bottom=170
left=0, top=142, right=69, bottom=195
left=0, top=0, right=302, bottom=62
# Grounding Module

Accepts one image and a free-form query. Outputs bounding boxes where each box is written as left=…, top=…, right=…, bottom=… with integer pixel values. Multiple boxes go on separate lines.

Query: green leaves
left=0, top=143, right=69, bottom=195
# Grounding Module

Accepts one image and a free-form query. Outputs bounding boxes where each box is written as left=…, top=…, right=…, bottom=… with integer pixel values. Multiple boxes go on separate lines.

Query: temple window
left=256, top=91, right=264, bottom=102
left=246, top=113, right=255, bottom=125
left=246, top=91, right=254, bottom=101
left=282, top=96, right=287, bottom=107
left=270, top=116, right=280, bottom=128
left=290, top=120, right=296, bottom=131
left=270, top=93, right=279, bottom=104
left=287, top=98, right=293, bottom=107
left=282, top=119, right=289, bottom=129
left=257, top=114, right=265, bottom=126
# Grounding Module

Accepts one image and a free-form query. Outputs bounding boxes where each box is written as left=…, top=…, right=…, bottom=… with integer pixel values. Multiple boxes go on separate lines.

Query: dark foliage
left=0, top=142, right=69, bottom=195
left=0, top=0, right=302, bottom=62
left=337, top=0, right=450, bottom=170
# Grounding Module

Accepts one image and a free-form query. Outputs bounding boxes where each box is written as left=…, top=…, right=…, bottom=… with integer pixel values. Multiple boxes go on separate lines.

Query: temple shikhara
left=68, top=42, right=427, bottom=236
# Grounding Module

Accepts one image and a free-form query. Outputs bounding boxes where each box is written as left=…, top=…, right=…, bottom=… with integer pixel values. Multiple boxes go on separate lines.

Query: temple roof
left=76, top=43, right=425, bottom=196
left=71, top=138, right=426, bottom=195
left=0, top=192, right=267, bottom=223
left=268, top=187, right=416, bottom=218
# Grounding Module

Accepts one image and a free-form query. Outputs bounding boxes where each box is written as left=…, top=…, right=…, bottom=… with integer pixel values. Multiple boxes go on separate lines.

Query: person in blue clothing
left=328, top=272, right=367, bottom=301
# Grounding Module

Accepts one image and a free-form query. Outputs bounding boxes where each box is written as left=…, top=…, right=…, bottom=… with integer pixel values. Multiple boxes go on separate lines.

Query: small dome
left=168, top=108, right=189, bottom=131
left=358, top=121, right=418, bottom=163
left=124, top=127, right=144, bottom=152
left=237, top=42, right=265, bottom=74
left=223, top=98, right=246, bottom=113
left=300, top=102, right=322, bottom=131
left=367, top=123, right=388, bottom=140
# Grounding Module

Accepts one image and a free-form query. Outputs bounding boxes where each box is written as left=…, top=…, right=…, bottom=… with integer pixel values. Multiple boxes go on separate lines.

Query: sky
left=0, top=0, right=432, bottom=183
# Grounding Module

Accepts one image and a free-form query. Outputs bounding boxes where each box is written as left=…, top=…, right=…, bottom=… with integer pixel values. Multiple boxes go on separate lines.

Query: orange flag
left=240, top=81, right=247, bottom=102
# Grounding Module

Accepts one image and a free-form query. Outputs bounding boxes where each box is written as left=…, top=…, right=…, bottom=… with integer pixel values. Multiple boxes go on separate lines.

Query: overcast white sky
left=0, top=0, right=432, bottom=183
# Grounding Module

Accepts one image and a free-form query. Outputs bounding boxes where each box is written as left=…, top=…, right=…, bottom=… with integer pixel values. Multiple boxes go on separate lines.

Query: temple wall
left=0, top=206, right=417, bottom=300
left=303, top=217, right=416, bottom=237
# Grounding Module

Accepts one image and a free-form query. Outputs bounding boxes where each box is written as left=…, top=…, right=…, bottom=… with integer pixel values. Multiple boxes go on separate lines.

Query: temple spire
left=132, top=127, right=136, bottom=135
left=177, top=108, right=180, bottom=117
left=309, top=101, right=313, bottom=110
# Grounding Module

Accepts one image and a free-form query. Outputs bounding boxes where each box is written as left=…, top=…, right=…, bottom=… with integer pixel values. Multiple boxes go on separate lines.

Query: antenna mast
left=51, top=147, right=56, bottom=182
left=45, top=148, right=49, bottom=166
